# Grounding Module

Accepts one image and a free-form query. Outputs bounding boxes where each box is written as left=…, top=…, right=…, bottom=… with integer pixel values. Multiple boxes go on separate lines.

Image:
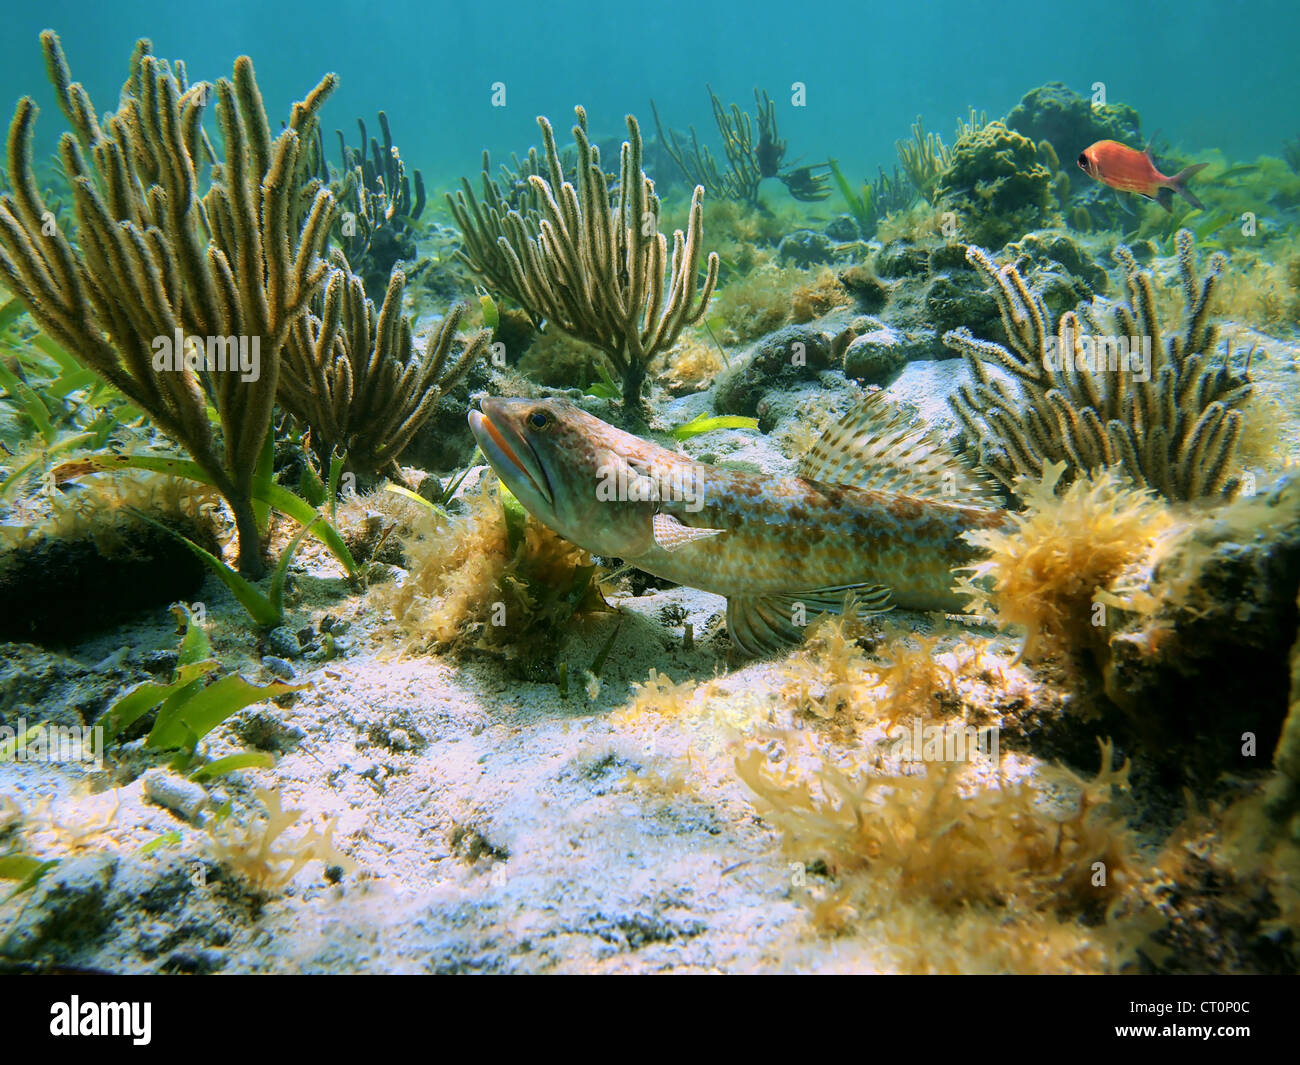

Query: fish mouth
left=468, top=400, right=554, bottom=506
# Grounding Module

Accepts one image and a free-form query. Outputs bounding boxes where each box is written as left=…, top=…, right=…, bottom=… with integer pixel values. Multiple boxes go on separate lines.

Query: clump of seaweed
left=873, top=201, right=947, bottom=245
left=680, top=196, right=789, bottom=271
left=957, top=461, right=1182, bottom=665
left=382, top=482, right=607, bottom=672
left=1199, top=249, right=1297, bottom=330
left=207, top=786, right=353, bottom=893
left=790, top=268, right=851, bottom=321
left=775, top=400, right=839, bottom=460
left=1284, top=135, right=1300, bottom=176
left=774, top=610, right=1015, bottom=742
left=709, top=264, right=848, bottom=344
left=619, top=668, right=705, bottom=720
left=736, top=736, right=1141, bottom=968
left=945, top=230, right=1252, bottom=501
left=384, top=485, right=512, bottom=647
left=775, top=610, right=879, bottom=729
left=610, top=669, right=769, bottom=766
left=654, top=332, right=726, bottom=396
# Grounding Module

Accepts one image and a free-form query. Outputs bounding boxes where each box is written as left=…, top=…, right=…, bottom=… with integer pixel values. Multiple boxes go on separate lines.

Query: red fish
left=1077, top=138, right=1207, bottom=212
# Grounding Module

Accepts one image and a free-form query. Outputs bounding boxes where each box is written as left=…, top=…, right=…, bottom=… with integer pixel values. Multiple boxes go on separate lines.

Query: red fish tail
left=1166, top=162, right=1208, bottom=210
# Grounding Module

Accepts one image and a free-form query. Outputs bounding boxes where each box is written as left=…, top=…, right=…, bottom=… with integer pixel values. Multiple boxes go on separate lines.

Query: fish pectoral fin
left=725, top=584, right=894, bottom=657
left=652, top=513, right=724, bottom=551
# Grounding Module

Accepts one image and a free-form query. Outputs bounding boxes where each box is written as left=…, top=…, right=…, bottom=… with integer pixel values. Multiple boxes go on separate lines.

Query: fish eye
left=1077, top=153, right=1088, bottom=168
left=527, top=410, right=550, bottom=430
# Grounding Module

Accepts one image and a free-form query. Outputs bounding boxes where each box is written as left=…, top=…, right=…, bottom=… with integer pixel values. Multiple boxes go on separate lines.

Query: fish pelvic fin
left=797, top=391, right=1000, bottom=507
left=726, top=584, right=893, bottom=656
left=1167, top=162, right=1208, bottom=210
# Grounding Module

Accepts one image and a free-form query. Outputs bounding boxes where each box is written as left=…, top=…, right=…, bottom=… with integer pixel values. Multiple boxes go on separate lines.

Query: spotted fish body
left=468, top=395, right=1008, bottom=655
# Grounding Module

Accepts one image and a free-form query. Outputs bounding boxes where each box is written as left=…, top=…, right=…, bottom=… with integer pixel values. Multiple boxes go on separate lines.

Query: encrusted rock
left=824, top=215, right=859, bottom=242
left=262, top=656, right=297, bottom=682
left=1005, top=81, right=1141, bottom=190
left=843, top=329, right=907, bottom=386
left=713, top=325, right=833, bottom=415
left=837, top=263, right=889, bottom=312
left=0, top=513, right=217, bottom=645
left=874, top=241, right=930, bottom=279
left=924, top=272, right=1001, bottom=338
left=778, top=229, right=835, bottom=267
left=0, top=852, right=119, bottom=962
left=0, top=645, right=141, bottom=730
left=1101, top=478, right=1300, bottom=786
left=935, top=121, right=1060, bottom=249
left=264, top=626, right=302, bottom=660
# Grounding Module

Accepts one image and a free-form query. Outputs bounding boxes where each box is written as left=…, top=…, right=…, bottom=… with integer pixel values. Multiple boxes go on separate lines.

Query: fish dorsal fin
left=1144, top=129, right=1162, bottom=164
left=796, top=392, right=999, bottom=508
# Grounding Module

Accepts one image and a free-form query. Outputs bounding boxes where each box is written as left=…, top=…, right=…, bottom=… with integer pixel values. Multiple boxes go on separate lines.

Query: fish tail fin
left=1168, top=162, right=1208, bottom=210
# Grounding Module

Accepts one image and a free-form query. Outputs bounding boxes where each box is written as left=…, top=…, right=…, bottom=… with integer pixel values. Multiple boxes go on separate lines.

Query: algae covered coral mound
left=935, top=120, right=1062, bottom=249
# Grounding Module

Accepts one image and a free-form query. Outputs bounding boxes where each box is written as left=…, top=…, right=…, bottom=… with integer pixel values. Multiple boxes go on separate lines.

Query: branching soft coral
left=958, top=461, right=1183, bottom=663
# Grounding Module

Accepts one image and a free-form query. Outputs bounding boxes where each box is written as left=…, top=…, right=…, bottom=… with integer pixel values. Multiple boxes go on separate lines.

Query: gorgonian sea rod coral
left=944, top=229, right=1251, bottom=501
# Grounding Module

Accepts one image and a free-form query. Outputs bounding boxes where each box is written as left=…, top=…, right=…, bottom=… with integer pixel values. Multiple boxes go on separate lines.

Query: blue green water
left=6, top=0, right=1299, bottom=190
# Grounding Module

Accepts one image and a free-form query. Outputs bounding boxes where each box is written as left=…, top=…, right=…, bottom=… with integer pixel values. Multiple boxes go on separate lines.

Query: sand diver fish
left=468, top=395, right=1007, bottom=655
left=1077, top=138, right=1208, bottom=211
